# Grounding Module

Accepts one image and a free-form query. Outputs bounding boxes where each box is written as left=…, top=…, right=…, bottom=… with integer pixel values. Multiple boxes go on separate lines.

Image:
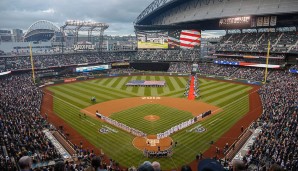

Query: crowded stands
left=0, top=74, right=60, bottom=170
left=216, top=31, right=298, bottom=53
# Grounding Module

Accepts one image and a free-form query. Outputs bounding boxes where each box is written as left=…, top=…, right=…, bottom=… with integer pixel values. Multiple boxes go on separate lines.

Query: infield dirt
left=80, top=96, right=222, bottom=118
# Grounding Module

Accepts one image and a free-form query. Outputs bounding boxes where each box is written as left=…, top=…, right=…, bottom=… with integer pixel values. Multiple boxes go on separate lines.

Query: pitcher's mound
left=144, top=115, right=160, bottom=121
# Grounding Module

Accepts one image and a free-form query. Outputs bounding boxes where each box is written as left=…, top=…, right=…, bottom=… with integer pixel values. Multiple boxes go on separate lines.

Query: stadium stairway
left=224, top=129, right=252, bottom=160
left=188, top=76, right=195, bottom=100
left=52, top=131, right=76, bottom=156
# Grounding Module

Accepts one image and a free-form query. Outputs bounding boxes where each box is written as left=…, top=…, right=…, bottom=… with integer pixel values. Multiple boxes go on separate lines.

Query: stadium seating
left=216, top=31, right=298, bottom=53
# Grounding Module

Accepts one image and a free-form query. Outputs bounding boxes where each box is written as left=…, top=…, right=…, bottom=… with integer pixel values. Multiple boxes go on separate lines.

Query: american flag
left=168, top=30, right=201, bottom=49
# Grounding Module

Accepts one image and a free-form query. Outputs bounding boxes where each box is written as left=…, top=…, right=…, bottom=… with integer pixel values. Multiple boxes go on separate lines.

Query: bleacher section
left=216, top=31, right=298, bottom=53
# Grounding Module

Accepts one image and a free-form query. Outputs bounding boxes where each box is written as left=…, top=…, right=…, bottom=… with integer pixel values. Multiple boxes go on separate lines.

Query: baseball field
left=43, top=75, right=261, bottom=170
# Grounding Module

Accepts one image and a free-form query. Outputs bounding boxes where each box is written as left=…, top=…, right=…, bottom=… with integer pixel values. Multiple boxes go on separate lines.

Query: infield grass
left=47, top=75, right=252, bottom=170
left=109, top=104, right=193, bottom=134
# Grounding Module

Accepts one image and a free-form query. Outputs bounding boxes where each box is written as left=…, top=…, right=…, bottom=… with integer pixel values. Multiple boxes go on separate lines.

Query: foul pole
left=29, top=43, right=36, bottom=84
left=263, top=40, right=270, bottom=83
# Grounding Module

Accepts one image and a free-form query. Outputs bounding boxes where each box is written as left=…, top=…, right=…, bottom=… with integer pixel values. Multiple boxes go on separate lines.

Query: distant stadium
left=0, top=0, right=297, bottom=171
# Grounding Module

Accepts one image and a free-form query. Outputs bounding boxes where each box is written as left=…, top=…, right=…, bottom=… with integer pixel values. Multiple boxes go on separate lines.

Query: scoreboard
left=219, top=16, right=277, bottom=29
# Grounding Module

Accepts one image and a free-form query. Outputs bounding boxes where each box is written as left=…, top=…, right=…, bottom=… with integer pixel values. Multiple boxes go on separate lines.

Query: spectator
left=54, top=161, right=65, bottom=171
left=151, top=161, right=161, bottom=171
left=138, top=161, right=154, bottom=171
left=18, top=156, right=32, bottom=171
left=85, top=156, right=101, bottom=171
left=181, top=165, right=192, bottom=171
left=197, top=159, right=224, bottom=171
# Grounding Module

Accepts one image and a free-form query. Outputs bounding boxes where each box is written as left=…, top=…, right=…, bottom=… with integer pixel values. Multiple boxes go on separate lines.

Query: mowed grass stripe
left=200, top=79, right=208, bottom=84
left=74, top=82, right=129, bottom=99
left=179, top=77, right=188, bottom=87
left=200, top=84, right=237, bottom=98
left=62, top=84, right=121, bottom=102
left=150, top=76, right=158, bottom=96
left=120, top=76, right=133, bottom=91
left=84, top=82, right=136, bottom=97
left=164, top=77, right=175, bottom=91
left=136, top=76, right=147, bottom=96
left=131, top=75, right=142, bottom=93
left=48, top=87, right=90, bottom=107
left=202, top=85, right=246, bottom=101
left=199, top=81, right=229, bottom=92
left=164, top=90, right=186, bottom=97
left=169, top=77, right=181, bottom=91
left=101, top=78, right=112, bottom=86
left=155, top=76, right=164, bottom=94
left=54, top=85, right=111, bottom=103
left=215, top=89, right=251, bottom=107
left=143, top=76, right=151, bottom=96
left=208, top=86, right=251, bottom=105
left=199, top=79, right=222, bottom=87
left=110, top=77, right=124, bottom=88
left=92, top=78, right=107, bottom=84
left=174, top=77, right=185, bottom=88
left=105, top=77, right=119, bottom=87
left=116, top=76, right=130, bottom=89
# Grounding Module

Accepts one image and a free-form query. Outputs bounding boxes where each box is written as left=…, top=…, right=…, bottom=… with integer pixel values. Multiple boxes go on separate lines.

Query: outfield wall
left=130, top=62, right=170, bottom=71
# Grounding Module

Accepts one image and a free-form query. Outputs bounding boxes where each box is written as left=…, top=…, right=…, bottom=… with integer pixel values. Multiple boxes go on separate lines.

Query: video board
left=219, top=16, right=251, bottom=29
left=137, top=29, right=201, bottom=49
left=219, top=16, right=277, bottom=29
left=137, top=31, right=168, bottom=49
left=168, top=30, right=201, bottom=49
left=75, top=65, right=111, bottom=72
left=255, top=16, right=277, bottom=27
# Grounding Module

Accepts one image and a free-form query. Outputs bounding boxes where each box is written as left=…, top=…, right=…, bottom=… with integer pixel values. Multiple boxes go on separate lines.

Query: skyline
left=0, top=0, right=224, bottom=38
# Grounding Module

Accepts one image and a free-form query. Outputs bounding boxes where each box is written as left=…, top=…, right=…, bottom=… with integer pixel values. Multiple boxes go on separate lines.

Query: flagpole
left=29, top=43, right=36, bottom=84
left=264, top=40, right=270, bottom=83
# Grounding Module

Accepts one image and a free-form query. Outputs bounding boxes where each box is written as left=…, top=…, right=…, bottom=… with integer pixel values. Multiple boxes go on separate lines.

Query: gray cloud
left=0, top=0, right=224, bottom=37
left=0, top=0, right=152, bottom=35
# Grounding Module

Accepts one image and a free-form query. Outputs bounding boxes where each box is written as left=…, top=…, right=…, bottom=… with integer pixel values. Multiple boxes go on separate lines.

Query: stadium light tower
left=61, top=20, right=109, bottom=52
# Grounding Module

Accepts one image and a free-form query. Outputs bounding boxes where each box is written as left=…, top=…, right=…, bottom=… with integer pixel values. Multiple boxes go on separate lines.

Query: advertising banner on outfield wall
left=214, top=60, right=281, bottom=69
left=289, top=68, right=298, bottom=74
left=64, top=78, right=77, bottom=83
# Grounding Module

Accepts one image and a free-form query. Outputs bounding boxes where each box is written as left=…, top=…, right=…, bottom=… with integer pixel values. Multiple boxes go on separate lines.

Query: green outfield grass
left=47, top=75, right=252, bottom=170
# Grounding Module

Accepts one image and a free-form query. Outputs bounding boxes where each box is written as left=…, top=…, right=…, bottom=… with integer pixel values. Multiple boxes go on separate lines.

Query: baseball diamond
left=44, top=75, right=260, bottom=170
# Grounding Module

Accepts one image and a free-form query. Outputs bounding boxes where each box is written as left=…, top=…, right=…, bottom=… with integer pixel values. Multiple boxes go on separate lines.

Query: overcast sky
left=0, top=0, right=224, bottom=37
